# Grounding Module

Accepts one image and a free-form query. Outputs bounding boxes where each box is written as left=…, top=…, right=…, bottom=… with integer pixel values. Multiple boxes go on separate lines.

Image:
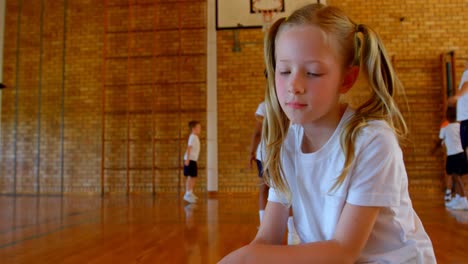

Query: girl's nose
left=288, top=74, right=305, bottom=95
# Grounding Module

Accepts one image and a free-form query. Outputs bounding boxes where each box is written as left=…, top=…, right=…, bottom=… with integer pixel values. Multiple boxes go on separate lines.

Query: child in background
left=248, top=101, right=269, bottom=222
left=249, top=100, right=300, bottom=244
left=432, top=119, right=454, bottom=203
left=183, top=121, right=201, bottom=204
left=220, top=3, right=435, bottom=263
left=438, top=106, right=468, bottom=210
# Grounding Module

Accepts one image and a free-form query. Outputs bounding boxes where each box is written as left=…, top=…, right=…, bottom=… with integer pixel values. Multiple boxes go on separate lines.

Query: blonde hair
left=262, top=3, right=407, bottom=201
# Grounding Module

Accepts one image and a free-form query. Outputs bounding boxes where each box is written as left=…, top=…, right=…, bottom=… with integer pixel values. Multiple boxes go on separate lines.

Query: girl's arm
left=219, top=203, right=379, bottom=264
left=251, top=201, right=289, bottom=245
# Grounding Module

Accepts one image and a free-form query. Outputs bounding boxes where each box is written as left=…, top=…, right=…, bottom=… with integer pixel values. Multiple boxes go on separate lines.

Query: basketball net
left=252, top=0, right=283, bottom=32
left=259, top=10, right=276, bottom=32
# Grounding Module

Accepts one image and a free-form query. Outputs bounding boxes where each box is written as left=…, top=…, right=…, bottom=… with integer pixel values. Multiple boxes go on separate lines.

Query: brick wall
left=216, top=0, right=468, bottom=192
left=329, top=0, right=468, bottom=189
left=216, top=29, right=266, bottom=192
left=1, top=0, right=207, bottom=195
left=2, top=0, right=467, bottom=194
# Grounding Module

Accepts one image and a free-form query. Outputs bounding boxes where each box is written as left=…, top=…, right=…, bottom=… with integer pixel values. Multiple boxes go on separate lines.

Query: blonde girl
left=220, top=3, right=435, bottom=263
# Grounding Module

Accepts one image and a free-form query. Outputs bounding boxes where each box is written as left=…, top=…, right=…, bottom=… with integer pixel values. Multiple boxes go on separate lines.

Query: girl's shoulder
left=344, top=107, right=395, bottom=144
left=354, top=119, right=400, bottom=153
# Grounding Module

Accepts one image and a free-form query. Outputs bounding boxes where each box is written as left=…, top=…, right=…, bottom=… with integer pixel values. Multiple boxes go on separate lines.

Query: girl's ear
left=339, top=66, right=359, bottom=94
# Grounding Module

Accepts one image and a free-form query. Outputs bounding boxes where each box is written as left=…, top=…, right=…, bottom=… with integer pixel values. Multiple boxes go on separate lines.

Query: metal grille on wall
left=102, top=0, right=207, bottom=195
left=8, top=0, right=68, bottom=195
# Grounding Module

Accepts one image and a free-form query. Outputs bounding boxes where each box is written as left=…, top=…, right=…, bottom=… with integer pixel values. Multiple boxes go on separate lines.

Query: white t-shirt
left=456, top=70, right=468, bottom=121
left=184, top=134, right=200, bottom=161
left=439, top=122, right=464, bottom=156
left=268, top=107, right=436, bottom=263
left=255, top=102, right=266, bottom=161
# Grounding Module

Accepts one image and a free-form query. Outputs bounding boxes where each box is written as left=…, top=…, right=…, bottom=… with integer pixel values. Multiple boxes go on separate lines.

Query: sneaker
left=184, top=193, right=197, bottom=203
left=446, top=196, right=460, bottom=208
left=445, top=193, right=452, bottom=202
left=184, top=203, right=198, bottom=214
left=451, top=197, right=468, bottom=211
left=189, top=192, right=199, bottom=200
left=449, top=210, right=468, bottom=223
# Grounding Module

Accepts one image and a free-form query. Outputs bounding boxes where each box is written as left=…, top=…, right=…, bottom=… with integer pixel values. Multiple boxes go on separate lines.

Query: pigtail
left=358, top=24, right=407, bottom=139
left=331, top=24, right=408, bottom=191
left=262, top=17, right=292, bottom=203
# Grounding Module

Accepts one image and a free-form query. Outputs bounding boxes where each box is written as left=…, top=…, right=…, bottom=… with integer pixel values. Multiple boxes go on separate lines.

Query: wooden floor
left=0, top=191, right=466, bottom=263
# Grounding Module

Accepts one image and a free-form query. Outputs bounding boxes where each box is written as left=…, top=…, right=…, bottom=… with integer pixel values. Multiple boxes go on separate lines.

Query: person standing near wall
left=248, top=100, right=300, bottom=245
left=449, top=61, right=468, bottom=156
left=183, top=121, right=201, bottom=203
left=249, top=100, right=268, bottom=223
left=436, top=106, right=468, bottom=210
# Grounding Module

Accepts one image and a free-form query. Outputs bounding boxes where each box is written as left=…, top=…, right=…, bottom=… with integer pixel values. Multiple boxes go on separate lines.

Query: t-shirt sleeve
left=268, top=186, right=289, bottom=205
left=346, top=125, right=403, bottom=207
left=255, top=102, right=266, bottom=117
left=439, top=127, right=444, bottom=140
left=459, top=71, right=468, bottom=90
left=187, top=134, right=194, bottom=146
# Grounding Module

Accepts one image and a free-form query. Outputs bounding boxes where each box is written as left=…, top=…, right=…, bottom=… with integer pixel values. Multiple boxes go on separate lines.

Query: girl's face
left=275, top=25, right=350, bottom=125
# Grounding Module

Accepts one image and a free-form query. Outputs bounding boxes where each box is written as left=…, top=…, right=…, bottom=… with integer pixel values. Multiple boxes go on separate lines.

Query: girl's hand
left=184, top=159, right=190, bottom=166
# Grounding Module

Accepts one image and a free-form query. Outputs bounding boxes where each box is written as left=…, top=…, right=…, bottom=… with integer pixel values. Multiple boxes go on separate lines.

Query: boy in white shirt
left=183, top=121, right=201, bottom=203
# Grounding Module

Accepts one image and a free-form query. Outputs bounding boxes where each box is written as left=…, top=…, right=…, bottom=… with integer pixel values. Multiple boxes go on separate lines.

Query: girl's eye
left=307, top=72, right=323, bottom=77
left=279, top=71, right=290, bottom=75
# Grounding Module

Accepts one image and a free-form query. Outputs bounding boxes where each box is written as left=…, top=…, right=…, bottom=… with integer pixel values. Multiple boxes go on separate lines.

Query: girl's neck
left=301, top=104, right=346, bottom=153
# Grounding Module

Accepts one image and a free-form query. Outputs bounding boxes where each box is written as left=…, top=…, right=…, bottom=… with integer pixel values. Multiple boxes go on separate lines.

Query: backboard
left=216, top=0, right=323, bottom=30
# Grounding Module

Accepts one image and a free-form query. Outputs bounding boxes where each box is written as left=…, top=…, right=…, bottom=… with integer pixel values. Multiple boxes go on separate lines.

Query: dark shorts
left=446, top=152, right=468, bottom=175
left=184, top=160, right=198, bottom=177
left=256, top=159, right=264, bottom=178
left=460, top=120, right=468, bottom=150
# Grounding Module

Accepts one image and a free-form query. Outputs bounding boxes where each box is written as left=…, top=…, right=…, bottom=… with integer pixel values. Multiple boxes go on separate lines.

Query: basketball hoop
left=251, top=0, right=284, bottom=32
left=258, top=10, right=277, bottom=32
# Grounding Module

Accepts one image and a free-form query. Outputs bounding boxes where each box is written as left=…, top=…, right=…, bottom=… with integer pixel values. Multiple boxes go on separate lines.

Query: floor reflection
left=448, top=209, right=468, bottom=223
left=184, top=203, right=201, bottom=264
left=0, top=192, right=466, bottom=263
